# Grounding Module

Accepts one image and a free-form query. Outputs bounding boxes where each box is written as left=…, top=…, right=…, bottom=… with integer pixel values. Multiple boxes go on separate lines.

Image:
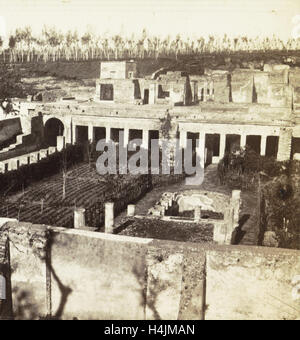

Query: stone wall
left=1, top=221, right=299, bottom=320
left=0, top=118, right=22, bottom=146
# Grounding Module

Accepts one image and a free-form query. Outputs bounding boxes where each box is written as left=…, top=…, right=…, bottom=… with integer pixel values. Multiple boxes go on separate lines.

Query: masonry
left=0, top=221, right=299, bottom=320
left=1, top=61, right=300, bottom=173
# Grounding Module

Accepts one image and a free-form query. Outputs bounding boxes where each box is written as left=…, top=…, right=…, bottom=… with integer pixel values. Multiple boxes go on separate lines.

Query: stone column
left=72, top=124, right=76, bottom=144
left=0, top=274, right=6, bottom=300
left=203, top=83, right=208, bottom=102
left=105, top=202, right=114, bottom=233
left=105, top=126, right=111, bottom=143
left=149, top=83, right=156, bottom=104
left=219, top=133, right=226, bottom=159
left=74, top=208, right=85, bottom=229
left=209, top=81, right=214, bottom=101
left=127, top=204, right=136, bottom=217
left=8, top=159, right=18, bottom=171
left=231, top=190, right=241, bottom=230
left=57, top=136, right=65, bottom=152
left=88, top=124, right=94, bottom=143
left=65, top=125, right=72, bottom=145
left=194, top=206, right=201, bottom=222
left=0, top=163, right=5, bottom=174
left=142, top=129, right=149, bottom=149
left=123, top=128, right=129, bottom=147
left=260, top=135, right=267, bottom=156
left=277, top=128, right=292, bottom=161
left=240, top=134, right=247, bottom=149
left=179, top=130, right=187, bottom=149
left=196, top=132, right=206, bottom=168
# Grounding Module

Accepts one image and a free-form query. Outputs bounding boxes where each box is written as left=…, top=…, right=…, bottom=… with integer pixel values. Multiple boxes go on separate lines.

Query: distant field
left=14, top=51, right=300, bottom=80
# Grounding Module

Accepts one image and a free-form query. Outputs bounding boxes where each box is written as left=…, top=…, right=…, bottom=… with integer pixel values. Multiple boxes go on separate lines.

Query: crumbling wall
left=2, top=221, right=299, bottom=320
left=231, top=70, right=254, bottom=103
left=96, top=79, right=136, bottom=104
left=211, top=71, right=230, bottom=103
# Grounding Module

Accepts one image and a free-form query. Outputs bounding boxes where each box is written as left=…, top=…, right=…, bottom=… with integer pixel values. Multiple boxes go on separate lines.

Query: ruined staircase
left=0, top=133, right=30, bottom=154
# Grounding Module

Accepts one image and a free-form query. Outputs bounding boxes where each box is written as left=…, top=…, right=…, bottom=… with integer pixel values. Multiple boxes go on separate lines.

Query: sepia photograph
left=0, top=0, right=299, bottom=323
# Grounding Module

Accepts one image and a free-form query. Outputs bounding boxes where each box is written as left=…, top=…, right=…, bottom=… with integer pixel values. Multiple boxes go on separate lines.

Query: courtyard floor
left=115, top=164, right=260, bottom=246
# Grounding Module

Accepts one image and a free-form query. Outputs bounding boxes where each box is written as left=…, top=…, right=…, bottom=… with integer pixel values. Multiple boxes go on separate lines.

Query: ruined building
left=0, top=61, right=300, bottom=320
left=1, top=60, right=300, bottom=174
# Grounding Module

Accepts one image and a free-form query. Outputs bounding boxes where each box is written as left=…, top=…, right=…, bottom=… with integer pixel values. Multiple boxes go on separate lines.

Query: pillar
left=0, top=274, right=6, bottom=301
left=194, top=206, right=201, bottom=222
left=231, top=190, right=241, bottom=227
left=65, top=125, right=72, bottom=144
left=277, top=128, right=292, bottom=161
left=105, top=202, right=114, bottom=233
left=180, top=130, right=187, bottom=149
left=209, top=81, right=214, bottom=100
left=203, top=83, right=208, bottom=102
left=88, top=124, right=94, bottom=143
left=30, top=152, right=39, bottom=164
left=57, top=136, right=65, bottom=152
left=105, top=126, right=111, bottom=143
left=72, top=124, right=76, bottom=144
left=123, top=128, right=129, bottom=147
left=74, top=208, right=85, bottom=229
left=240, top=134, right=247, bottom=149
left=219, top=133, right=226, bottom=159
left=260, top=135, right=267, bottom=156
left=196, top=132, right=206, bottom=168
left=149, top=83, right=156, bottom=104
left=127, top=204, right=136, bottom=217
left=142, top=129, right=149, bottom=149
left=8, top=159, right=18, bottom=171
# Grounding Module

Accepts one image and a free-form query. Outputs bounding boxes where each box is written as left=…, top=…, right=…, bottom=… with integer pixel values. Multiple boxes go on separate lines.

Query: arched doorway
left=44, top=118, right=64, bottom=147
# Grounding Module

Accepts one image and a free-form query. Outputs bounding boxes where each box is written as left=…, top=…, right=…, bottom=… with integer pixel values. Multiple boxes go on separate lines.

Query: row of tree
left=0, top=26, right=300, bottom=63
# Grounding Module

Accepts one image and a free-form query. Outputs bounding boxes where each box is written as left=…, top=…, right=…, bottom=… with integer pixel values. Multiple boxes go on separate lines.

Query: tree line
left=0, top=26, right=300, bottom=63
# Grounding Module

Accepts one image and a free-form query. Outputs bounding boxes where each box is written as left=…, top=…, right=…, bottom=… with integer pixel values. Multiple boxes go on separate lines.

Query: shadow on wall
left=3, top=228, right=73, bottom=320
left=132, top=260, right=165, bottom=320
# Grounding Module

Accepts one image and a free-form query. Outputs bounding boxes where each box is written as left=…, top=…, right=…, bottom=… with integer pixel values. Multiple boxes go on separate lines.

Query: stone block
left=29, top=152, right=39, bottom=163
left=293, top=153, right=300, bottom=161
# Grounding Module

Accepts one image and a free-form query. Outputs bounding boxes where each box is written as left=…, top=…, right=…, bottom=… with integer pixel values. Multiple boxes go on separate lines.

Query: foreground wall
left=1, top=222, right=300, bottom=320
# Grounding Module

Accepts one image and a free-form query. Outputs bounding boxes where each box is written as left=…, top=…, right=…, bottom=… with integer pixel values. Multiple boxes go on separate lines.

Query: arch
left=44, top=118, right=64, bottom=147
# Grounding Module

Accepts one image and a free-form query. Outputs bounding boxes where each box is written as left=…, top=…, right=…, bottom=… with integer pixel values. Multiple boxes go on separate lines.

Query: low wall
left=1, top=221, right=300, bottom=320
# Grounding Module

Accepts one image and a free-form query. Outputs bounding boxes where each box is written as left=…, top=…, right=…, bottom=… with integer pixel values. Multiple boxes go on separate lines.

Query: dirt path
left=115, top=165, right=259, bottom=246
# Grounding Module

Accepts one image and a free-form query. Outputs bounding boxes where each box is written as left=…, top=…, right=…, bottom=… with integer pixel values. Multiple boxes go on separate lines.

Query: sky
left=0, top=0, right=299, bottom=42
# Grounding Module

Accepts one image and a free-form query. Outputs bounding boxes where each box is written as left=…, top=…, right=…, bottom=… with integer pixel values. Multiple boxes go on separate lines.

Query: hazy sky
left=0, top=0, right=299, bottom=41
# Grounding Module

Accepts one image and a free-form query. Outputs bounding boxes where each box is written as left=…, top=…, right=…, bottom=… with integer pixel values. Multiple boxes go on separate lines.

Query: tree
left=0, top=66, right=26, bottom=116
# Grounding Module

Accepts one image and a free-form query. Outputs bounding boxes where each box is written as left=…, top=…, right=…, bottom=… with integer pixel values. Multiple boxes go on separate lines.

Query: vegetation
left=1, top=26, right=300, bottom=63
left=0, top=65, right=26, bottom=115
left=217, top=147, right=300, bottom=250
left=217, top=146, right=285, bottom=190
left=120, top=217, right=214, bottom=243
